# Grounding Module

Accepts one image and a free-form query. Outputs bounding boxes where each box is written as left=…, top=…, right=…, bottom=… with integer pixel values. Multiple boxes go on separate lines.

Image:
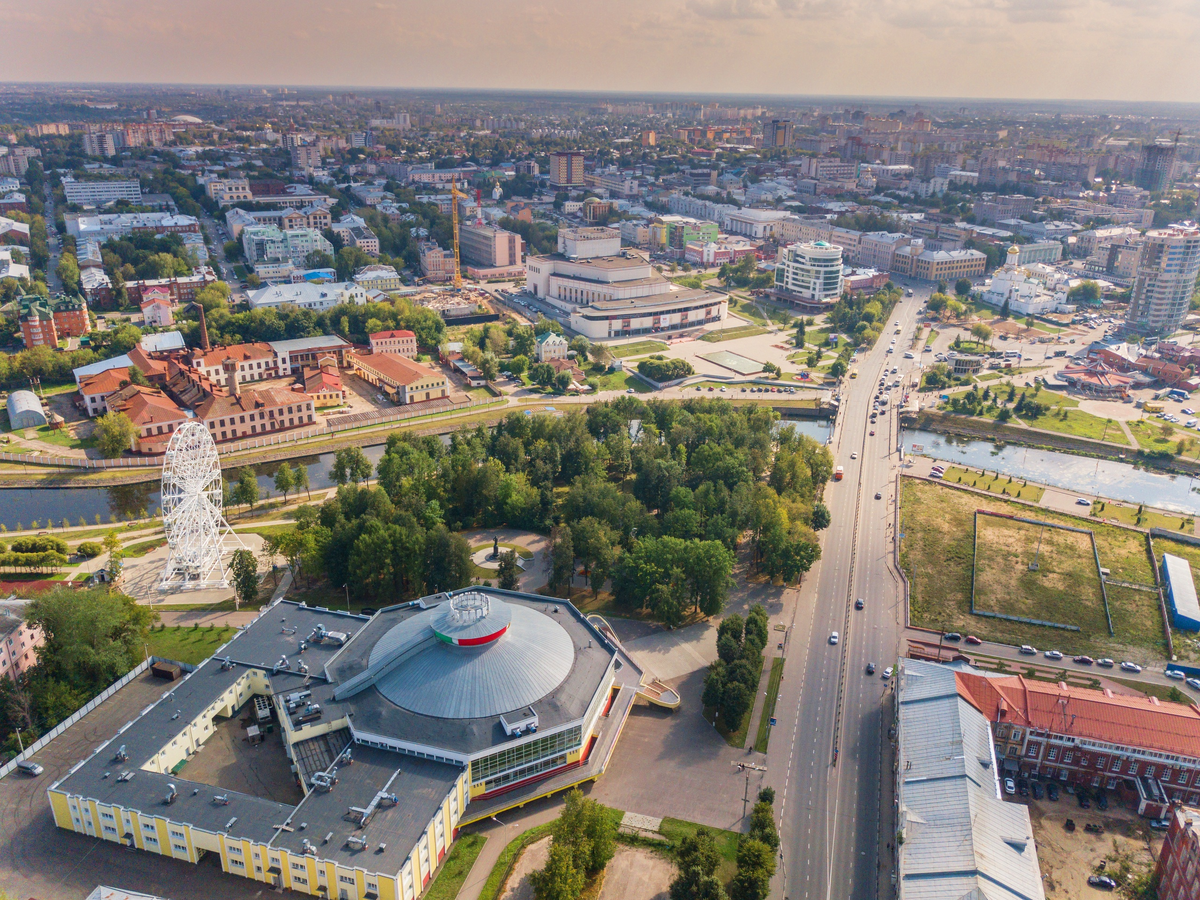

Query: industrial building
left=895, top=659, right=1045, bottom=900
left=1162, top=553, right=1200, bottom=632
left=6, top=389, right=47, bottom=430
left=49, top=590, right=645, bottom=900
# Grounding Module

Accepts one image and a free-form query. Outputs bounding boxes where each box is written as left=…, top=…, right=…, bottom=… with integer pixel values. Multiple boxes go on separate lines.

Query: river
left=903, top=428, right=1200, bottom=516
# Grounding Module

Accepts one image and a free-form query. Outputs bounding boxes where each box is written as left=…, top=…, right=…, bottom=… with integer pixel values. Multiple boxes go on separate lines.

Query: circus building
left=47, top=589, right=658, bottom=899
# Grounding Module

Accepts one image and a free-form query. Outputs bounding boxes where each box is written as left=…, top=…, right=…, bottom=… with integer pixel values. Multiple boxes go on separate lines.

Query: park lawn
left=29, top=424, right=96, bottom=451
left=120, top=538, right=167, bottom=558
left=803, top=327, right=833, bottom=347
left=470, top=542, right=534, bottom=559
left=1126, top=419, right=1200, bottom=459
left=424, top=833, right=487, bottom=900
left=728, top=296, right=768, bottom=324
left=1090, top=500, right=1194, bottom=534
left=610, top=340, right=669, bottom=359
left=900, top=477, right=1164, bottom=659
left=1020, top=407, right=1132, bottom=444
left=940, top=466, right=1045, bottom=502
left=926, top=329, right=939, bottom=347
left=950, top=340, right=991, bottom=355
left=659, top=817, right=740, bottom=884
left=699, top=324, right=769, bottom=342
left=753, top=656, right=784, bottom=753
left=146, top=626, right=237, bottom=665
left=590, top=369, right=653, bottom=392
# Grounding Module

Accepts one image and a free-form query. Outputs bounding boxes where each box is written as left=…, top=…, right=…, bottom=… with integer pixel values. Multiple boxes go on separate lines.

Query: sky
left=3, top=0, right=1200, bottom=103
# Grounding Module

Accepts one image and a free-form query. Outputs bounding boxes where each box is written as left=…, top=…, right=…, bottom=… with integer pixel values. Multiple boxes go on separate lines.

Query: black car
left=1017, top=778, right=1029, bottom=797
left=943, top=632, right=962, bottom=642
left=1087, top=875, right=1116, bottom=890
left=1078, top=792, right=1091, bottom=809
left=866, top=662, right=876, bottom=675
left=874, top=492, right=882, bottom=500
left=1047, top=783, right=1060, bottom=801
left=1031, top=781, right=1044, bottom=800
left=855, top=598, right=865, bottom=610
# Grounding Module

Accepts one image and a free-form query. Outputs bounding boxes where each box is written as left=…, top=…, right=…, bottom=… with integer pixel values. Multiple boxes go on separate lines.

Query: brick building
left=955, top=671, right=1200, bottom=806
left=19, top=295, right=90, bottom=349
left=1156, top=804, right=1200, bottom=900
left=123, top=268, right=218, bottom=307
left=0, top=607, right=45, bottom=682
left=349, top=352, right=448, bottom=405
left=105, top=384, right=191, bottom=455
left=368, top=329, right=417, bottom=357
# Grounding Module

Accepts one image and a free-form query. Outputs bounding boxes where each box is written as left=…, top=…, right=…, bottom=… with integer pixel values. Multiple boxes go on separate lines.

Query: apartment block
left=62, top=179, right=142, bottom=206
left=548, top=151, right=585, bottom=188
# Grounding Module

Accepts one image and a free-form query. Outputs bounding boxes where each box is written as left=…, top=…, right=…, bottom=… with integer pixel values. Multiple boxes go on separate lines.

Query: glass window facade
left=472, top=726, right=582, bottom=788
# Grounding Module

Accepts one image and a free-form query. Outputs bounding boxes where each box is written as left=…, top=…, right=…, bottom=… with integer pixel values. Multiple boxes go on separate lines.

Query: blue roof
left=1163, top=554, right=1200, bottom=629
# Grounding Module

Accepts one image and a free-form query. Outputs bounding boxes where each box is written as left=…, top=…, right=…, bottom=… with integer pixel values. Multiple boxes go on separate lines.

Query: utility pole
left=742, top=774, right=750, bottom=819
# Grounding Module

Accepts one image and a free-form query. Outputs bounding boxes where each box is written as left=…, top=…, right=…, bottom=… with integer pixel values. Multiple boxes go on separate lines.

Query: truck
left=834, top=466, right=844, bottom=482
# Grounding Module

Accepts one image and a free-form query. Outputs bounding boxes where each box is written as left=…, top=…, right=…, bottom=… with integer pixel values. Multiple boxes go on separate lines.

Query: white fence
left=0, top=655, right=194, bottom=780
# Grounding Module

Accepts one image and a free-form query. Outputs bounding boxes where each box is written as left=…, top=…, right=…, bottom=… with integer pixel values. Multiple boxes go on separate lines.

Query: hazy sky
left=4, top=0, right=1200, bottom=102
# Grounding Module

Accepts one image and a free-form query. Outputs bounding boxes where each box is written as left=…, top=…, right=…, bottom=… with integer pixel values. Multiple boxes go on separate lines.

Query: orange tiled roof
left=351, top=351, right=440, bottom=386
left=193, top=342, right=275, bottom=368
left=107, top=385, right=188, bottom=427
left=955, top=671, right=1200, bottom=759
left=369, top=329, right=415, bottom=340
left=194, top=386, right=303, bottom=420
left=79, top=367, right=131, bottom=396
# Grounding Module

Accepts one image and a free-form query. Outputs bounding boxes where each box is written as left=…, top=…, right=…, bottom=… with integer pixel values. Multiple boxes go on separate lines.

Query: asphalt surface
left=768, top=283, right=929, bottom=900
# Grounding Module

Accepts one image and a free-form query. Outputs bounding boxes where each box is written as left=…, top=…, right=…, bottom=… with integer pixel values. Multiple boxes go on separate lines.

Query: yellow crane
left=449, top=178, right=466, bottom=291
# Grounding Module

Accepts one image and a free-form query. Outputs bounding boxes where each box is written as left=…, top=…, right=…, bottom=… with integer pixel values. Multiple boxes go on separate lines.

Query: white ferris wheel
left=158, top=421, right=244, bottom=591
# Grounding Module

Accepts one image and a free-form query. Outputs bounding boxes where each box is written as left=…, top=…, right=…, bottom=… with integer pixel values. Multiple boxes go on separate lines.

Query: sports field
left=972, top=513, right=1108, bottom=634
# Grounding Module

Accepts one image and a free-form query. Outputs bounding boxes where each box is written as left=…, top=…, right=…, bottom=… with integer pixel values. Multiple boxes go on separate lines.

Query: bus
left=834, top=466, right=844, bottom=481
left=1143, top=401, right=1165, bottom=413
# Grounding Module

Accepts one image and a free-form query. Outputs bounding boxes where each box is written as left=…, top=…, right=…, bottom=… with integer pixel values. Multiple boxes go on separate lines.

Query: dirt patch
left=598, top=846, right=676, bottom=900
left=1027, top=796, right=1160, bottom=898
left=973, top=514, right=1107, bottom=632
left=499, top=835, right=552, bottom=900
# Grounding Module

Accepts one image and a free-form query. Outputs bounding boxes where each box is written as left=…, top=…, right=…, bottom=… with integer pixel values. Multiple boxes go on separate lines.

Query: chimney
left=223, top=359, right=240, bottom=397
left=197, top=304, right=211, bottom=351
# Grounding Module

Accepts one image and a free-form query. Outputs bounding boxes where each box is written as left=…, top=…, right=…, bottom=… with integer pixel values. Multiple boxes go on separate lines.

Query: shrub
left=76, top=541, right=102, bottom=559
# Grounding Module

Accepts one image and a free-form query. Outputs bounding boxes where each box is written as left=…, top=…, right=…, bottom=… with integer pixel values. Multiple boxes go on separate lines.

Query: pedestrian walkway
left=1117, top=418, right=1138, bottom=448
left=741, top=654, right=777, bottom=753
left=455, top=799, right=565, bottom=900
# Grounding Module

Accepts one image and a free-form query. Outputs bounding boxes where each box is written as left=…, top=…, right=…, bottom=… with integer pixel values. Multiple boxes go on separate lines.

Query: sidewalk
left=455, top=797, right=566, bottom=900
left=741, top=653, right=777, bottom=754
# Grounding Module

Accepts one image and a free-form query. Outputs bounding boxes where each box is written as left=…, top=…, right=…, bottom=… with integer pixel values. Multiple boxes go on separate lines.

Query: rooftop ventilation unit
left=164, top=783, right=177, bottom=805
left=116, top=771, right=134, bottom=782
left=220, top=657, right=235, bottom=670
left=345, top=835, right=369, bottom=851
left=311, top=770, right=338, bottom=792
left=213, top=794, right=231, bottom=806
left=114, top=744, right=128, bottom=763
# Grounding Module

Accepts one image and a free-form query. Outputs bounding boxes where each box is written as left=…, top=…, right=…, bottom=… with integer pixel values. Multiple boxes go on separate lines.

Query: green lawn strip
left=1090, top=501, right=1194, bottom=533
left=1019, top=406, right=1129, bottom=444
left=1107, top=676, right=1191, bottom=704
left=658, top=818, right=740, bottom=884
left=120, top=538, right=167, bottom=558
left=589, top=370, right=652, bottom=393
left=1126, top=420, right=1200, bottom=460
left=700, top=325, right=769, bottom=343
left=925, top=329, right=939, bottom=348
left=424, top=833, right=487, bottom=900
left=753, top=657, right=785, bottom=753
left=233, top=523, right=295, bottom=539
left=941, top=466, right=1044, bottom=502
left=145, top=625, right=237, bottom=665
left=29, top=424, right=95, bottom=451
left=610, top=340, right=669, bottom=359
left=900, top=478, right=1164, bottom=659
left=476, top=821, right=557, bottom=900
left=469, top=542, right=534, bottom=559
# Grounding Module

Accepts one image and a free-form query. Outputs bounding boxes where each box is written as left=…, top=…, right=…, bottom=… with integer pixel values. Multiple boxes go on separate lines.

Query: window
left=142, top=822, right=156, bottom=833
left=173, top=844, right=188, bottom=855
left=1026, top=743, right=1040, bottom=758
left=1145, top=766, right=1156, bottom=778
left=1047, top=747, right=1058, bottom=761
left=339, top=875, right=356, bottom=885
left=101, top=812, right=115, bottom=822
left=229, top=857, right=245, bottom=869
left=291, top=862, right=307, bottom=872
left=103, top=825, right=118, bottom=836
left=292, top=875, right=307, bottom=886
left=1128, top=761, right=1139, bottom=776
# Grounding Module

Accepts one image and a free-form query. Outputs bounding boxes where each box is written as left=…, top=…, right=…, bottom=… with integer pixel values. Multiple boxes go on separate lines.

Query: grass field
left=145, top=626, right=237, bottom=665
left=610, top=340, right=669, bottom=359
left=1126, top=419, right=1200, bottom=459
left=901, top=478, right=1166, bottom=659
left=120, top=538, right=167, bottom=558
left=972, top=514, right=1108, bottom=632
left=1090, top=500, right=1194, bottom=533
left=941, top=467, right=1045, bottom=502
left=753, top=657, right=784, bottom=753
left=1021, top=406, right=1131, bottom=444
left=424, top=833, right=487, bottom=900
left=700, top=324, right=769, bottom=342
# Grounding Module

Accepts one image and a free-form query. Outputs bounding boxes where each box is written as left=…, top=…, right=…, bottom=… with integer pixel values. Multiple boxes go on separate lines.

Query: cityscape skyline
left=5, top=0, right=1200, bottom=103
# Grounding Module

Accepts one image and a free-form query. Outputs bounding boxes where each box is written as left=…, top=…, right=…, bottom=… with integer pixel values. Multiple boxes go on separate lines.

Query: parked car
left=1097, top=658, right=1115, bottom=668
left=15, top=760, right=43, bottom=776
left=1150, top=818, right=1171, bottom=831
left=1096, top=792, right=1108, bottom=810
left=1166, top=668, right=1185, bottom=680
left=875, top=492, right=882, bottom=500
left=1019, top=645, right=1037, bottom=655
left=1045, top=649, right=1064, bottom=660
left=1187, top=677, right=1200, bottom=691
left=1120, top=661, right=1142, bottom=673
left=1087, top=875, right=1117, bottom=890
left=1031, top=781, right=1044, bottom=800
left=883, top=666, right=893, bottom=680
left=1074, top=655, right=1095, bottom=665
left=1047, top=782, right=1060, bottom=801
left=964, top=635, right=982, bottom=645
left=1017, top=778, right=1029, bottom=797
left=1075, top=498, right=1091, bottom=506
left=1004, top=777, right=1016, bottom=795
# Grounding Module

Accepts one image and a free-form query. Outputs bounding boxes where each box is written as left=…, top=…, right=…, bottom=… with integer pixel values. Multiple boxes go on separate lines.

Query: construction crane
left=449, top=178, right=467, bottom=291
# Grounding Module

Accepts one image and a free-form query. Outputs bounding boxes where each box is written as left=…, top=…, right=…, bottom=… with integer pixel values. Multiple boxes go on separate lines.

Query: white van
left=16, top=760, right=43, bottom=776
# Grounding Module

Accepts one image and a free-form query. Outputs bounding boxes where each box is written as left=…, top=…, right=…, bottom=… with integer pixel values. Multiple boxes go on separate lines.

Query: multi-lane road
left=768, top=285, right=929, bottom=900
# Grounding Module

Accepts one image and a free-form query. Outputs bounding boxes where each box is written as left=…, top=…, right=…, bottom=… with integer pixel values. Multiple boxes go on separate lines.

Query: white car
left=904, top=351, right=915, bottom=359
left=882, top=666, right=893, bottom=680
left=1188, top=678, right=1200, bottom=691
left=1183, top=407, right=1195, bottom=415
left=1019, top=645, right=1037, bottom=655
left=1045, top=649, right=1063, bottom=660
left=1004, top=777, right=1016, bottom=795
left=850, top=452, right=858, bottom=459
left=1166, top=669, right=1186, bottom=680
left=1075, top=498, right=1091, bottom=506
left=1120, top=661, right=1142, bottom=673
left=829, top=632, right=839, bottom=645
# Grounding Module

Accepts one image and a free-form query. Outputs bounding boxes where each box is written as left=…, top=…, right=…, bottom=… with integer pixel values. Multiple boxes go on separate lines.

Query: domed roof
left=367, top=597, right=575, bottom=720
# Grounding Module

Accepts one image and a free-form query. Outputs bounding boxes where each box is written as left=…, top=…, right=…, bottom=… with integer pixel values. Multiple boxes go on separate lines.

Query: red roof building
left=105, top=385, right=191, bottom=455
left=955, top=671, right=1200, bottom=806
left=1156, top=804, right=1200, bottom=900
left=368, top=329, right=417, bottom=358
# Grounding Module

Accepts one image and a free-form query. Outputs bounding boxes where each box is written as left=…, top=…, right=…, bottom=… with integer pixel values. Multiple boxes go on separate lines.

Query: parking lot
left=0, top=670, right=309, bottom=900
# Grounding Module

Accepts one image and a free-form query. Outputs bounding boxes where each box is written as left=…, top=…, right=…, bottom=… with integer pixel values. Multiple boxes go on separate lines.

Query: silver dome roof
left=369, top=600, right=575, bottom=720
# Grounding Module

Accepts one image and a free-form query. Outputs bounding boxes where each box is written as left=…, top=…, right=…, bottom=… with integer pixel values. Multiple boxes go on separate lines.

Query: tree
left=194, top=282, right=231, bottom=312
left=550, top=525, right=574, bottom=594
left=954, top=278, right=972, bottom=297
left=235, top=468, right=260, bottom=509
left=331, top=446, right=372, bottom=485
left=531, top=362, right=555, bottom=386
left=971, top=322, right=993, bottom=344
left=554, top=371, right=573, bottom=393
left=1068, top=280, right=1101, bottom=306
left=94, top=411, right=136, bottom=458
left=497, top=549, right=520, bottom=590
left=829, top=359, right=847, bottom=379
left=294, top=462, right=311, bottom=499
left=273, top=462, right=295, bottom=502
left=811, top=501, right=831, bottom=531
left=720, top=681, right=752, bottom=731
left=671, top=828, right=725, bottom=900
left=56, top=253, right=80, bottom=295
left=530, top=843, right=585, bottom=900
left=999, top=298, right=1011, bottom=319
left=423, top=525, right=472, bottom=593
left=230, top=548, right=259, bottom=608
left=555, top=788, right=616, bottom=875
left=728, top=839, right=776, bottom=900
left=507, top=354, right=528, bottom=378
